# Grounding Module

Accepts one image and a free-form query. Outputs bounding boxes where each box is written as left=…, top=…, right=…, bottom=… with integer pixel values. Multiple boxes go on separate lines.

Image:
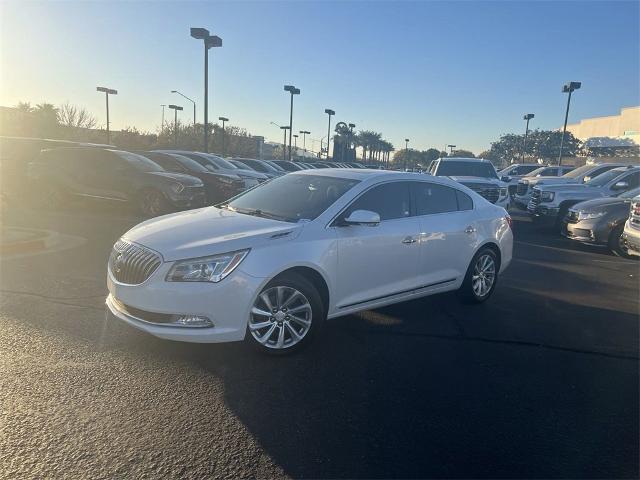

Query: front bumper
left=561, top=218, right=609, bottom=246
left=106, top=262, right=265, bottom=343
left=167, top=188, right=207, bottom=210
left=527, top=201, right=559, bottom=223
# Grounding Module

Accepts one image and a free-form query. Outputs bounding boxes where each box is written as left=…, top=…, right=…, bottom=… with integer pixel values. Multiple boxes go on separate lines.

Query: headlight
left=499, top=187, right=508, bottom=197
left=577, top=210, right=605, bottom=221
left=166, top=249, right=249, bottom=282
left=540, top=191, right=555, bottom=202
left=170, top=182, right=185, bottom=194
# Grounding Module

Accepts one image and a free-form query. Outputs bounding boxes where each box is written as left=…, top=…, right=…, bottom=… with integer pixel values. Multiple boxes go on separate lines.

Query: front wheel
left=246, top=273, right=325, bottom=354
left=609, top=224, right=632, bottom=258
left=138, top=189, right=170, bottom=217
left=458, top=247, right=499, bottom=303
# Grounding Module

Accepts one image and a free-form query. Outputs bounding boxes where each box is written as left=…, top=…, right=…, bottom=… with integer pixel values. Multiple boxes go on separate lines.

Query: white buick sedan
left=106, top=169, right=513, bottom=354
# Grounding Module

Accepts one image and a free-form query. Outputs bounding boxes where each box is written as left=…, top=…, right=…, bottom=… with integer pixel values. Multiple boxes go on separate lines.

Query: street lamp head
left=280, top=126, right=290, bottom=130
left=205, top=35, right=222, bottom=49
left=562, top=81, right=581, bottom=93
left=300, top=130, right=310, bottom=135
left=405, top=138, right=410, bottom=142
left=284, top=85, right=295, bottom=92
left=348, top=123, right=356, bottom=129
left=97, top=86, right=117, bottom=95
left=168, top=104, right=183, bottom=111
left=171, top=90, right=177, bottom=93
left=524, top=113, right=535, bottom=120
left=325, top=109, right=335, bottom=116
left=218, top=116, right=229, bottom=122
left=293, top=134, right=299, bottom=138
left=190, top=27, right=210, bottom=39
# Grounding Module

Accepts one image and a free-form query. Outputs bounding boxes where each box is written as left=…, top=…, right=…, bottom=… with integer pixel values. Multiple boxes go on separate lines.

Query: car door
left=411, top=182, right=476, bottom=287
left=332, top=181, right=421, bottom=309
left=76, top=149, right=133, bottom=201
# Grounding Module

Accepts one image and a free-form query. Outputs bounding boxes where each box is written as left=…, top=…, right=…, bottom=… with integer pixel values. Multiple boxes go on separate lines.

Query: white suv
left=106, top=169, right=513, bottom=354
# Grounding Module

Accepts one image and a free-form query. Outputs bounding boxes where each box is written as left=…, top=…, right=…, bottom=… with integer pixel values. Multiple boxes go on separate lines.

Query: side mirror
left=501, top=176, right=511, bottom=182
left=582, top=176, right=591, bottom=183
left=612, top=181, right=629, bottom=191
left=343, top=209, right=380, bottom=226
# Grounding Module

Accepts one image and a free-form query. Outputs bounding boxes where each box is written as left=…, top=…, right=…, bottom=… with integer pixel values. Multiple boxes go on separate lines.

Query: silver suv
left=528, top=166, right=640, bottom=227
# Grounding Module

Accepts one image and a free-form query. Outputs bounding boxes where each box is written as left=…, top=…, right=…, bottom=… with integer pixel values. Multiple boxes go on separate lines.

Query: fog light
left=170, top=315, right=213, bottom=327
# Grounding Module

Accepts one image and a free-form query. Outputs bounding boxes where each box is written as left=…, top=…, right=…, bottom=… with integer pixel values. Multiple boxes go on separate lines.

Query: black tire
left=555, top=205, right=570, bottom=231
left=138, top=188, right=170, bottom=217
left=457, top=247, right=499, bottom=304
left=246, top=273, right=325, bottom=355
left=608, top=224, right=632, bottom=258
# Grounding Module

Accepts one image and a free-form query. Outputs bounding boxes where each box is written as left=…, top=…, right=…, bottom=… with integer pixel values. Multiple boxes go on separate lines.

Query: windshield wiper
left=232, top=207, right=294, bottom=223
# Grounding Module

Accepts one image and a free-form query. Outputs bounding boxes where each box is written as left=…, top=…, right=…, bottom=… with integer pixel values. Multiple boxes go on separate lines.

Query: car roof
left=438, top=157, right=492, bottom=163
left=290, top=167, right=452, bottom=183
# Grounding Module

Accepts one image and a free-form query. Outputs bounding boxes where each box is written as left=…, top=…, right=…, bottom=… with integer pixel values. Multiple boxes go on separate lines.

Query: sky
left=1, top=0, right=638, bottom=154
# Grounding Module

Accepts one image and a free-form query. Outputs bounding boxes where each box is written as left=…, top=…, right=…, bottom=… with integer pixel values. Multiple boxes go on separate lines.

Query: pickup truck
left=528, top=166, right=640, bottom=228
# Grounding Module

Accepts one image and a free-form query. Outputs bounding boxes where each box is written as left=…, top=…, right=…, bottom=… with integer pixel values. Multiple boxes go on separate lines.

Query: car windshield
left=436, top=161, right=498, bottom=179
left=526, top=167, right=549, bottom=177
left=139, top=152, right=186, bottom=172
left=225, top=174, right=360, bottom=223
left=204, top=154, right=237, bottom=170
left=170, top=154, right=209, bottom=173
left=586, top=169, right=625, bottom=187
left=563, top=164, right=595, bottom=178
left=230, top=160, right=251, bottom=170
left=114, top=151, right=163, bottom=172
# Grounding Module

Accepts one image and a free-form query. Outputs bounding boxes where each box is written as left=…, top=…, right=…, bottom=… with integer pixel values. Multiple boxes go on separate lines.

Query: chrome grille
left=462, top=183, right=499, bottom=204
left=516, top=182, right=529, bottom=196
left=531, top=188, right=541, bottom=207
left=631, top=200, right=640, bottom=229
left=109, top=239, right=161, bottom=285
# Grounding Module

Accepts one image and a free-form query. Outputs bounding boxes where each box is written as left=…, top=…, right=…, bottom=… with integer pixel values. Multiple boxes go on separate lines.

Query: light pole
left=324, top=109, right=335, bottom=159
left=160, top=104, right=166, bottom=133
left=447, top=144, right=456, bottom=155
left=299, top=130, right=310, bottom=155
left=280, top=126, right=290, bottom=161
left=293, top=134, right=298, bottom=157
left=558, top=81, right=581, bottom=166
left=404, top=138, right=409, bottom=170
left=348, top=123, right=356, bottom=162
left=522, top=113, right=534, bottom=163
left=171, top=90, right=196, bottom=128
left=168, top=104, right=183, bottom=147
left=96, top=86, right=117, bottom=144
left=190, top=28, right=222, bottom=153
left=218, top=116, right=228, bottom=157
left=284, top=85, right=300, bottom=161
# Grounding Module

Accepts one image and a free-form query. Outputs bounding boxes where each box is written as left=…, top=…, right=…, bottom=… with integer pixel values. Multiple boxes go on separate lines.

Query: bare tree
left=57, top=102, right=97, bottom=129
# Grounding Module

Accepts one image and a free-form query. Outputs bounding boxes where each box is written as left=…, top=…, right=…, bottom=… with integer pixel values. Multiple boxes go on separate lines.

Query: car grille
left=462, top=183, right=499, bottom=203
left=109, top=239, right=161, bottom=285
left=516, top=182, right=529, bottom=196
left=530, top=188, right=541, bottom=208
left=566, top=210, right=579, bottom=223
left=631, top=200, right=640, bottom=230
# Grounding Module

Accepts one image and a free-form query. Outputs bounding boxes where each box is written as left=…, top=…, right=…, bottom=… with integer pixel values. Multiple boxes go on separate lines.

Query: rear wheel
left=609, top=224, right=632, bottom=258
left=138, top=189, right=170, bottom=217
left=458, top=247, right=499, bottom=303
left=246, top=273, right=325, bottom=354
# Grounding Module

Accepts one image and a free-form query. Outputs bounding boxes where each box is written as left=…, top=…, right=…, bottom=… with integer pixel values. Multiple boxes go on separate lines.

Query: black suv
left=28, top=147, right=205, bottom=216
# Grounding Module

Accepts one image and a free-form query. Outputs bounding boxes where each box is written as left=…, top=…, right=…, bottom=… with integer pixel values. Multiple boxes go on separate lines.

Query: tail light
left=505, top=215, right=513, bottom=230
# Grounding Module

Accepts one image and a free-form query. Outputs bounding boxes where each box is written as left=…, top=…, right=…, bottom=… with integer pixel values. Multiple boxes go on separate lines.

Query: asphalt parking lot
left=1, top=203, right=638, bottom=479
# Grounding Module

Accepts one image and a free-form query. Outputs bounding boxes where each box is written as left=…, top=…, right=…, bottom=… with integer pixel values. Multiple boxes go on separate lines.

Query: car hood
left=524, top=176, right=576, bottom=186
left=148, top=171, right=203, bottom=187
left=536, top=183, right=595, bottom=193
left=123, top=206, right=301, bottom=261
left=449, top=176, right=505, bottom=186
left=572, top=196, right=629, bottom=211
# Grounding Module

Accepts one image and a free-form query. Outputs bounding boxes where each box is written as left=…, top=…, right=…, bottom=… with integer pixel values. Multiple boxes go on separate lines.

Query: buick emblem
left=114, top=253, right=125, bottom=273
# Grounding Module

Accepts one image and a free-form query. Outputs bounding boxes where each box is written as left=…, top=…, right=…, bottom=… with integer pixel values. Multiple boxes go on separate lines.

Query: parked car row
left=17, top=136, right=370, bottom=217
left=508, top=159, right=640, bottom=257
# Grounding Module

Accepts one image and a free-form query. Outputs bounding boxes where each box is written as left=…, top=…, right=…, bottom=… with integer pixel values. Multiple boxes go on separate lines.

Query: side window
left=456, top=190, right=473, bottom=211
left=543, top=168, right=559, bottom=176
left=592, top=166, right=615, bottom=177
left=346, top=182, right=411, bottom=221
left=412, top=182, right=459, bottom=215
left=620, top=172, right=640, bottom=189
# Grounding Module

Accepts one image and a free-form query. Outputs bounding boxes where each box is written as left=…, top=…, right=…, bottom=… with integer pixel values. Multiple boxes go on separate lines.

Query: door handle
left=402, top=236, right=417, bottom=244
left=465, top=226, right=476, bottom=234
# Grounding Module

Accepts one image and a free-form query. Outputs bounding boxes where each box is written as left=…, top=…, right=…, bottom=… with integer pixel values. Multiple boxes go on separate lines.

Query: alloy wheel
left=472, top=253, right=496, bottom=298
left=249, top=286, right=313, bottom=350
